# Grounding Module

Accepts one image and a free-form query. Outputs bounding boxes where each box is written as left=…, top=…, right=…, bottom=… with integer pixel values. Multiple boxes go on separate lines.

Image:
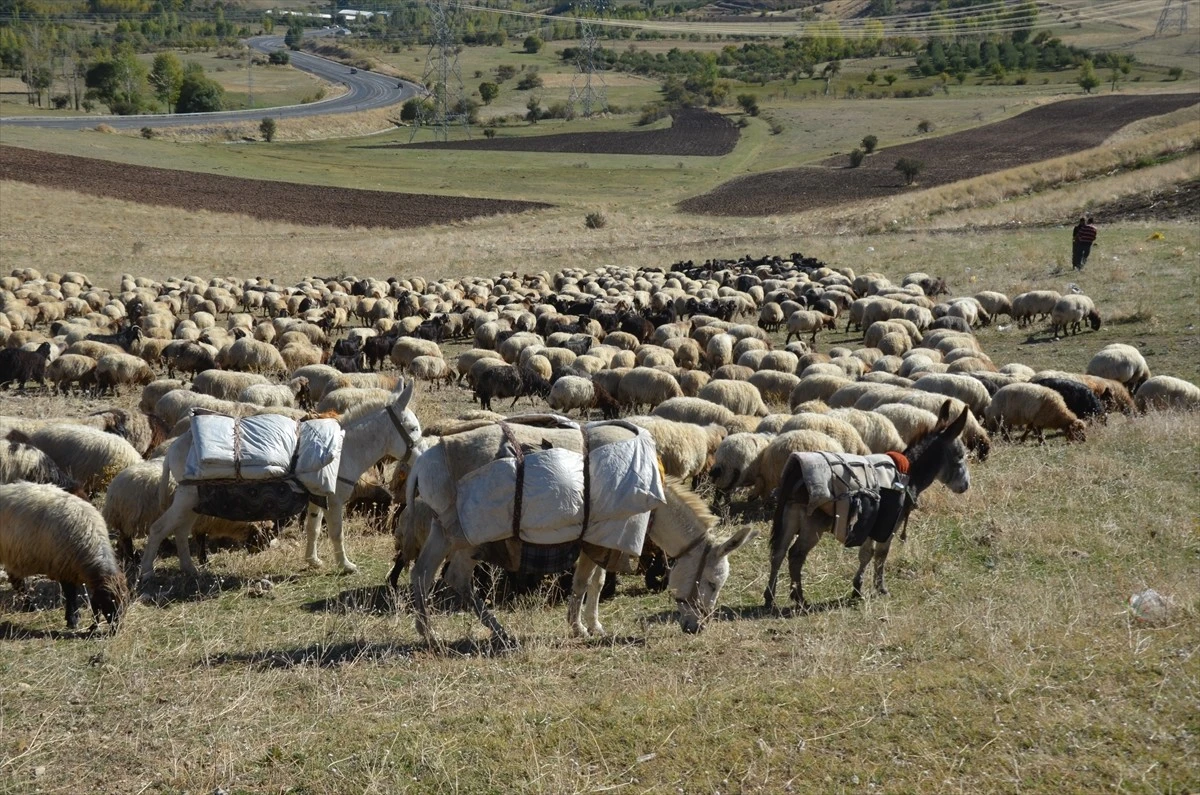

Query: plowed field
left=678, top=93, right=1200, bottom=216
left=0, top=146, right=550, bottom=230
left=391, top=108, right=739, bottom=156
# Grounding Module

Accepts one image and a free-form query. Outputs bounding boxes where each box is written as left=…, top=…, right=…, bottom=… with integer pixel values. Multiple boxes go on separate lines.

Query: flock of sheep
left=0, top=257, right=1197, bottom=635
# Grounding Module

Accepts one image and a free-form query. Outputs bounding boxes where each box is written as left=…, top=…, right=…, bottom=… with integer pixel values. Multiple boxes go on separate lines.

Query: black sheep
left=1032, top=376, right=1107, bottom=424
left=0, top=342, right=51, bottom=390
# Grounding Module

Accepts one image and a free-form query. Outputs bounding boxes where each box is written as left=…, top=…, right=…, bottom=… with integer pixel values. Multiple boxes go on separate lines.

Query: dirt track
left=0, top=146, right=550, bottom=230
left=390, top=108, right=740, bottom=156
left=678, top=93, right=1200, bottom=216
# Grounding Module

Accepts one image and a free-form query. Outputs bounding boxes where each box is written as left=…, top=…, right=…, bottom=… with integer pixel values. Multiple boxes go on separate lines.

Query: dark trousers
left=1072, top=242, right=1092, bottom=269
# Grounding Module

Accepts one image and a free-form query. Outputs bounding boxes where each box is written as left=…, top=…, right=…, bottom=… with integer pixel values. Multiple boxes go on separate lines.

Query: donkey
left=138, top=379, right=421, bottom=583
left=764, top=401, right=971, bottom=611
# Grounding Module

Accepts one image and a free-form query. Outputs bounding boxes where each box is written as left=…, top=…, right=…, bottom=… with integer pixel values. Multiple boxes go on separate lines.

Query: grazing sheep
left=911, top=373, right=991, bottom=418
left=473, top=363, right=525, bottom=411
left=708, top=432, right=772, bottom=495
left=0, top=482, right=128, bottom=630
left=627, top=417, right=726, bottom=485
left=76, top=407, right=163, bottom=457
left=748, top=370, right=801, bottom=405
left=1012, top=290, right=1061, bottom=327
left=985, top=383, right=1087, bottom=443
left=318, top=387, right=393, bottom=415
left=617, top=367, right=683, bottom=413
left=698, top=379, right=769, bottom=417
left=220, top=338, right=287, bottom=374
left=139, top=379, right=185, bottom=414
left=0, top=431, right=84, bottom=494
left=1050, top=295, right=1101, bottom=338
left=785, top=310, right=836, bottom=344
left=678, top=370, right=711, bottom=397
left=705, top=333, right=735, bottom=369
left=547, top=375, right=596, bottom=416
left=789, top=374, right=852, bottom=409
left=391, top=338, right=443, bottom=371
left=409, top=356, right=456, bottom=389
left=756, top=414, right=790, bottom=434
left=290, top=364, right=344, bottom=404
left=826, top=408, right=905, bottom=454
left=46, top=353, right=97, bottom=394
left=161, top=340, right=218, bottom=380
left=23, top=424, right=143, bottom=494
left=1029, top=374, right=1107, bottom=423
left=712, top=364, right=755, bottom=382
left=651, top=396, right=738, bottom=429
left=1135, top=375, right=1200, bottom=412
left=874, top=403, right=944, bottom=447
left=896, top=391, right=992, bottom=459
left=974, top=291, right=1012, bottom=321
left=240, top=377, right=310, bottom=408
left=1086, top=344, right=1151, bottom=392
left=192, top=370, right=271, bottom=402
left=756, top=430, right=845, bottom=498
left=779, top=413, right=870, bottom=455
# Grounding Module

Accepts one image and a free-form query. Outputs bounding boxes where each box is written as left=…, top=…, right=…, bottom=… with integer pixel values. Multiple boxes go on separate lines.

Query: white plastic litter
left=1129, top=589, right=1169, bottom=625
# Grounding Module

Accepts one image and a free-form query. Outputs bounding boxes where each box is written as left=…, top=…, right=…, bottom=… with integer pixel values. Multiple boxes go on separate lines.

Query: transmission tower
left=412, top=0, right=469, bottom=141
left=568, top=0, right=608, bottom=118
left=1155, top=0, right=1189, bottom=35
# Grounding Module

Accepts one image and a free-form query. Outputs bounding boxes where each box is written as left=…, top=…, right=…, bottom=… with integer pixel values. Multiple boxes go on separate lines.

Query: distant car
left=350, top=68, right=358, bottom=74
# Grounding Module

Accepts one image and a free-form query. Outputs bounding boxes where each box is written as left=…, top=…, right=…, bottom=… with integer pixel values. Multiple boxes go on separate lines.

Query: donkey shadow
left=136, top=570, right=252, bottom=607
left=645, top=595, right=858, bottom=627
left=304, top=585, right=400, bottom=616
left=200, top=635, right=521, bottom=669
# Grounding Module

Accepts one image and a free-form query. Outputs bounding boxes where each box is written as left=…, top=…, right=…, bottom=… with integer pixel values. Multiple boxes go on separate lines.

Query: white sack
left=186, top=413, right=299, bottom=481
left=295, top=418, right=345, bottom=497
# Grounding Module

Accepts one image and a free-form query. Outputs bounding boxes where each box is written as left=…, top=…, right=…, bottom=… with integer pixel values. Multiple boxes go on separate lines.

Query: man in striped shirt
left=1072, top=216, right=1098, bottom=270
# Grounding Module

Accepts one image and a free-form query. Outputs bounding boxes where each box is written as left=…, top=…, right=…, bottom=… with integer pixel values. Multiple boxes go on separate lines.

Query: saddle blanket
left=452, top=419, right=666, bottom=556
left=792, top=451, right=907, bottom=545
left=185, top=412, right=344, bottom=497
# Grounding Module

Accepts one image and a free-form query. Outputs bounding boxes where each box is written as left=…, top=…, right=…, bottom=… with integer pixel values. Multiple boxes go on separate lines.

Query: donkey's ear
left=934, top=399, right=954, bottom=430
left=716, top=526, right=757, bottom=559
left=394, top=377, right=414, bottom=410
left=944, top=406, right=970, bottom=440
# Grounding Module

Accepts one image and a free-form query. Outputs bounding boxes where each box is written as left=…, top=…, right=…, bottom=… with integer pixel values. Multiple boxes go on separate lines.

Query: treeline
left=912, top=31, right=1105, bottom=78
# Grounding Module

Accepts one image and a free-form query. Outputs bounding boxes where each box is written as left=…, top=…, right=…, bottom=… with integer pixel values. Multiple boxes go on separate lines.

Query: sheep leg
left=325, top=503, right=358, bottom=574
left=12, top=577, right=31, bottom=612
left=303, top=505, right=325, bottom=568
left=61, top=582, right=80, bottom=630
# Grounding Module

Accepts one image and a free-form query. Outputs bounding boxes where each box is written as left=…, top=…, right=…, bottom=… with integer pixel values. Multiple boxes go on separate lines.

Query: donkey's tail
left=770, top=454, right=803, bottom=556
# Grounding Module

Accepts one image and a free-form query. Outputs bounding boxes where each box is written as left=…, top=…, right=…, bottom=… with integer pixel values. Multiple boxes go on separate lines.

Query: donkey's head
left=670, top=526, right=755, bottom=634
left=929, top=400, right=971, bottom=494
left=384, top=378, right=421, bottom=462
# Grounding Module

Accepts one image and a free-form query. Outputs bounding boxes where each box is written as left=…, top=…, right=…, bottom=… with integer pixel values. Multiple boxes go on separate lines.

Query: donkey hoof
left=306, top=556, right=324, bottom=569
left=491, top=633, right=520, bottom=654
left=339, top=562, right=359, bottom=575
left=876, top=585, right=890, bottom=597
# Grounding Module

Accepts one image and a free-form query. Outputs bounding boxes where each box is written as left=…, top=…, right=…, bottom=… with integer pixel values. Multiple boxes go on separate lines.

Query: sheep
left=712, top=364, right=755, bottom=382
left=896, top=391, right=992, bottom=459
left=974, top=291, right=1012, bottom=321
left=873, top=403, right=942, bottom=448
left=240, top=377, right=310, bottom=408
left=46, top=353, right=97, bottom=394
left=161, top=340, right=218, bottom=379
left=651, top=396, right=738, bottom=430
left=0, top=482, right=128, bottom=630
left=984, top=383, right=1087, bottom=443
left=626, top=418, right=726, bottom=486
left=290, top=364, right=344, bottom=404
left=756, top=430, right=845, bottom=499
left=220, top=337, right=287, bottom=374
left=0, top=431, right=84, bottom=494
left=779, top=413, right=871, bottom=455
left=617, top=367, right=683, bottom=413
left=1087, top=344, right=1151, bottom=392
left=708, top=432, right=772, bottom=495
left=23, top=423, right=143, bottom=494
left=409, top=355, right=456, bottom=389
left=748, top=370, right=801, bottom=405
left=826, top=408, right=905, bottom=454
left=1012, top=290, right=1061, bottom=327
left=473, top=363, right=525, bottom=411
left=1135, top=375, right=1200, bottom=412
left=785, top=310, right=836, bottom=344
left=1029, top=376, right=1106, bottom=424
left=756, top=414, right=791, bottom=434
left=193, top=370, right=271, bottom=402
left=548, top=375, right=597, bottom=415
left=789, top=374, right=852, bottom=409
left=705, top=333, right=735, bottom=369
left=911, top=373, right=991, bottom=418
left=697, top=379, right=770, bottom=417
left=140, top=379, right=185, bottom=414
left=1050, top=294, right=1101, bottom=338
left=678, top=370, right=711, bottom=397
left=317, top=386, right=393, bottom=415
left=103, top=460, right=268, bottom=567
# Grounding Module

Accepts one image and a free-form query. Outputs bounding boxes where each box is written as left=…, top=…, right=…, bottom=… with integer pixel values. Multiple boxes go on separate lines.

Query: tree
left=260, top=117, right=277, bottom=141
left=861, top=134, right=878, bottom=154
left=883, top=73, right=897, bottom=86
left=284, top=23, right=304, bottom=51
left=894, top=157, right=924, bottom=185
left=523, top=35, right=543, bottom=54
left=175, top=69, right=224, bottom=113
left=736, top=93, right=759, bottom=116
left=822, top=59, right=841, bottom=95
left=1077, top=59, right=1099, bottom=94
left=149, top=52, right=184, bottom=114
left=85, top=50, right=149, bottom=115
left=865, top=70, right=878, bottom=85
left=525, top=96, right=542, bottom=123
left=478, top=81, right=499, bottom=104
left=849, top=148, right=864, bottom=168
left=400, top=97, right=422, bottom=121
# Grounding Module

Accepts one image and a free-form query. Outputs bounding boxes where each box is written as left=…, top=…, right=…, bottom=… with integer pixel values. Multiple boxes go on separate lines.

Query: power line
left=411, top=0, right=469, bottom=142
left=568, top=0, right=607, bottom=119
left=1155, top=0, right=1190, bottom=35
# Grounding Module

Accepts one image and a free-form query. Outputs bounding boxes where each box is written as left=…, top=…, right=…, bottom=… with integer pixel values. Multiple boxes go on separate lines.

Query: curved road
left=0, top=35, right=420, bottom=130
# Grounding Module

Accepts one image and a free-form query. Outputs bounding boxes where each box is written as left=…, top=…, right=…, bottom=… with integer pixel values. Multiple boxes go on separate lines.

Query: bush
left=478, top=81, right=499, bottom=104
left=736, top=93, right=759, bottom=116
left=140, top=126, right=155, bottom=140
left=894, top=157, right=924, bottom=185
left=523, top=35, right=543, bottom=54
left=1168, top=66, right=1183, bottom=81
left=483, top=127, right=496, bottom=139
left=916, top=119, right=934, bottom=133
left=637, top=104, right=670, bottom=126
left=496, top=64, right=517, bottom=83
left=268, top=50, right=290, bottom=66
left=516, top=71, right=543, bottom=91
left=51, top=94, right=70, bottom=110
left=260, top=117, right=277, bottom=142
left=400, top=98, right=422, bottom=122
left=584, top=212, right=607, bottom=229
left=769, top=120, right=784, bottom=135
left=848, top=148, right=865, bottom=168
left=861, top=134, right=878, bottom=154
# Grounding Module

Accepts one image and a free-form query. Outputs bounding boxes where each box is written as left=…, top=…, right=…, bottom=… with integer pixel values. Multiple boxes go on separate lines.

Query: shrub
left=769, top=120, right=784, bottom=135
left=483, top=127, right=496, bottom=139
left=848, top=148, right=865, bottom=168
left=268, top=50, right=290, bottom=66
left=916, top=119, right=934, bottom=133
left=523, top=35, right=543, bottom=54
left=637, top=103, right=670, bottom=126
left=894, top=157, right=924, bottom=185
left=140, top=126, right=155, bottom=140
left=496, top=64, right=517, bottom=83
left=585, top=212, right=607, bottom=229
left=260, top=117, right=277, bottom=142
left=736, top=93, right=759, bottom=116
left=51, top=94, right=70, bottom=110
left=1167, top=66, right=1183, bottom=81
left=400, top=98, right=423, bottom=121
left=861, top=134, right=878, bottom=153
left=516, top=71, right=543, bottom=91
left=478, top=81, right=499, bottom=104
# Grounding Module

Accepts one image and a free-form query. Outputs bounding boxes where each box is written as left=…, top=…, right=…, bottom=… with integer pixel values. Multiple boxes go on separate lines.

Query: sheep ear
left=394, top=378, right=414, bottom=411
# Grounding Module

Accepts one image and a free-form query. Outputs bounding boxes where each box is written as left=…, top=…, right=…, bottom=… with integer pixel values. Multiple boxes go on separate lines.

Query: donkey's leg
left=852, top=540, right=874, bottom=598
left=764, top=502, right=802, bottom=610
left=171, top=511, right=201, bottom=579
left=411, top=519, right=452, bottom=644
left=787, top=525, right=819, bottom=611
left=582, top=564, right=607, bottom=637
left=448, top=549, right=516, bottom=650
left=303, top=504, right=325, bottom=568
left=325, top=503, right=358, bottom=574
left=872, top=538, right=893, bottom=596
left=569, top=554, right=599, bottom=638
left=140, top=487, right=199, bottom=582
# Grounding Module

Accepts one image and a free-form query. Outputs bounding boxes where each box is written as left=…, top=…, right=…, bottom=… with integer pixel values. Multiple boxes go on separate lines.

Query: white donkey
left=139, top=379, right=421, bottom=582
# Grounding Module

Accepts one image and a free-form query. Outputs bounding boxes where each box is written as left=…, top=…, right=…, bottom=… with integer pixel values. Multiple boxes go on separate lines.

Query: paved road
left=0, top=35, right=420, bottom=130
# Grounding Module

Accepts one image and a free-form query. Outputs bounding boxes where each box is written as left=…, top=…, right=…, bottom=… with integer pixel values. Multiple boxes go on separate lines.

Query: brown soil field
left=391, top=108, right=740, bottom=156
left=0, top=145, right=551, bottom=230
left=678, top=93, right=1200, bottom=216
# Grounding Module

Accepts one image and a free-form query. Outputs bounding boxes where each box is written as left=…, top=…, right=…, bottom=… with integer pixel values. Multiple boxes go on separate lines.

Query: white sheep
left=220, top=337, right=287, bottom=374
left=698, top=379, right=770, bottom=417
left=705, top=333, right=735, bottom=369
left=46, top=353, right=98, bottom=394
left=756, top=430, right=845, bottom=498
left=1134, top=375, right=1200, bottom=412
left=651, top=396, right=738, bottom=430
left=0, top=432, right=83, bottom=494
left=827, top=408, right=905, bottom=454
left=1086, top=344, right=1151, bottom=392
left=95, top=353, right=153, bottom=395
left=1012, top=290, right=1061, bottom=327
left=240, top=377, right=310, bottom=408
left=410, top=355, right=456, bottom=389
left=789, top=374, right=852, bottom=409
left=547, top=375, right=597, bottom=415
left=785, top=310, right=836, bottom=344
left=708, top=432, right=772, bottom=494
left=23, top=424, right=143, bottom=494
left=1050, top=294, right=1101, bottom=338
left=911, top=373, right=991, bottom=418
left=617, top=367, right=683, bottom=412
left=193, top=370, right=271, bottom=402
left=626, top=417, right=726, bottom=485
left=974, top=291, right=1012, bottom=320
left=895, top=391, right=992, bottom=459
left=678, top=370, right=711, bottom=397
left=0, top=482, right=129, bottom=630
left=780, top=413, right=870, bottom=455
left=140, top=379, right=186, bottom=414
left=984, top=383, right=1087, bottom=443
left=317, top=386, right=393, bottom=415
left=872, top=403, right=942, bottom=447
